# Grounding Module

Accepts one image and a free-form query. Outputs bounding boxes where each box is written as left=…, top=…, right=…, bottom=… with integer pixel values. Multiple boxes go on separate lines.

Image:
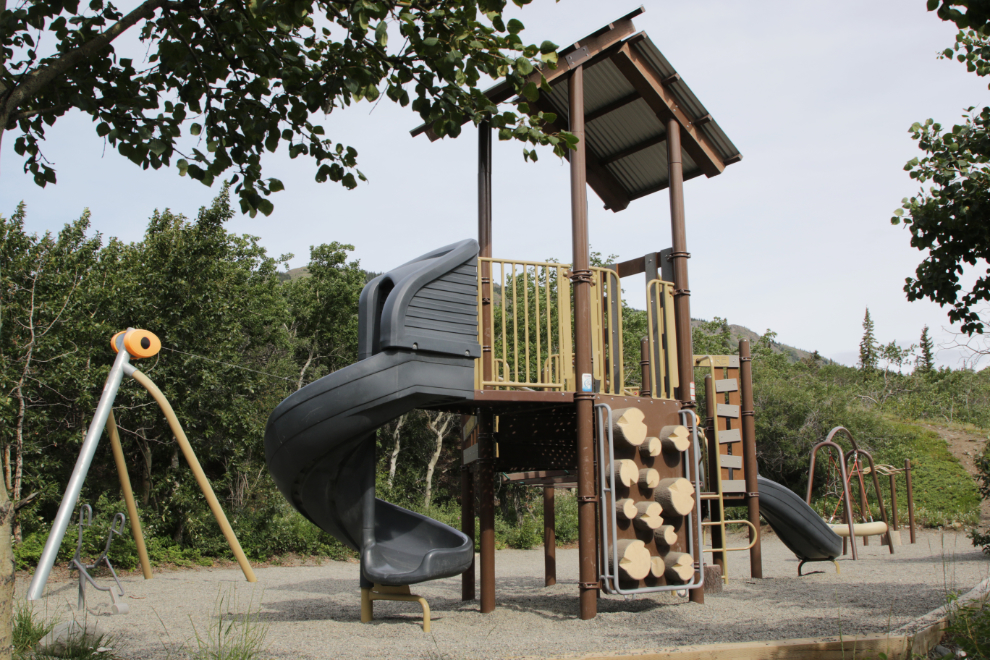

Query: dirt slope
left=922, top=423, right=990, bottom=524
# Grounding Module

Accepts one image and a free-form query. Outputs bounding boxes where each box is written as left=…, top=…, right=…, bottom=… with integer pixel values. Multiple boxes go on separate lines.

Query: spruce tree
left=918, top=325, right=935, bottom=373
left=859, top=308, right=878, bottom=371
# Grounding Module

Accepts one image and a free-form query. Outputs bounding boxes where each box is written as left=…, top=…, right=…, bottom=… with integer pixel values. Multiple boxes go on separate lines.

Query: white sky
left=2, top=1, right=987, bottom=369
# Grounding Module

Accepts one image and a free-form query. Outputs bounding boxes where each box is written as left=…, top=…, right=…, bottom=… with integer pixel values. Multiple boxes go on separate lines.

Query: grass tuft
left=187, top=586, right=268, bottom=660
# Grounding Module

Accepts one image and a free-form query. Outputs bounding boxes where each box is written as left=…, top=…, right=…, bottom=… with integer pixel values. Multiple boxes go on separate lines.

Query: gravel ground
left=20, top=528, right=990, bottom=659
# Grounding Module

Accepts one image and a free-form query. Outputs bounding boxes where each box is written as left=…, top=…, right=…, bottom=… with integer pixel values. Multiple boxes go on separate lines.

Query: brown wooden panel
left=595, top=394, right=693, bottom=590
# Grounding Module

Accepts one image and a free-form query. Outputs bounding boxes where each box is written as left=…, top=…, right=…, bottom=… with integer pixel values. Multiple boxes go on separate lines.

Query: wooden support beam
left=532, top=97, right=632, bottom=212
left=610, top=44, right=726, bottom=178
left=601, top=134, right=667, bottom=165
left=616, top=254, right=648, bottom=278
left=626, top=167, right=707, bottom=202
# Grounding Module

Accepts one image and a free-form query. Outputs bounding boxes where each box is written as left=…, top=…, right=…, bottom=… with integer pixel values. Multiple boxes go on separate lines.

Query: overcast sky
left=2, top=1, right=987, bottom=369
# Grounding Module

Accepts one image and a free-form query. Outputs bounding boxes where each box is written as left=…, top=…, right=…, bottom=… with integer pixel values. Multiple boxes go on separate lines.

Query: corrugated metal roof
left=409, top=12, right=742, bottom=212
left=538, top=33, right=741, bottom=208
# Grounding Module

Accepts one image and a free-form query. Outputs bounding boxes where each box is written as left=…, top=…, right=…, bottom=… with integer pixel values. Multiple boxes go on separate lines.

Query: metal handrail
left=646, top=279, right=678, bottom=400
left=701, top=518, right=759, bottom=552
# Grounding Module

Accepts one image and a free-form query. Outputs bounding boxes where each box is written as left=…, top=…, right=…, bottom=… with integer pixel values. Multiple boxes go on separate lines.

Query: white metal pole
left=27, top=339, right=131, bottom=600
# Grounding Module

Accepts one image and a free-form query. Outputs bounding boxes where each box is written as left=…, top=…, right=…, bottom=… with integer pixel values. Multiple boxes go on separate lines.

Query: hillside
left=691, top=319, right=819, bottom=363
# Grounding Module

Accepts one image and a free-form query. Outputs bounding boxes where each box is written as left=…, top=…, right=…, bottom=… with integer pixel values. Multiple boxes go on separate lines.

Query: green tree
left=2, top=0, right=570, bottom=216
left=891, top=16, right=990, bottom=335
left=0, top=206, right=104, bottom=541
left=284, top=242, right=365, bottom=389
left=859, top=308, right=878, bottom=371
left=919, top=324, right=935, bottom=373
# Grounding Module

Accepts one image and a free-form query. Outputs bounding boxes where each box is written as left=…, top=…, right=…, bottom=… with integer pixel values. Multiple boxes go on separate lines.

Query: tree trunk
left=387, top=414, right=406, bottom=490
left=297, top=344, right=315, bottom=390
left=138, top=437, right=153, bottom=507
left=0, top=467, right=13, bottom=660
left=423, top=411, right=454, bottom=511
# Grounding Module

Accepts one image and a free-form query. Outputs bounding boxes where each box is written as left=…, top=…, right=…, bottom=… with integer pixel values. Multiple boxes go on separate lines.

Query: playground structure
left=71, top=504, right=129, bottom=614
left=25, top=8, right=926, bottom=631
left=265, top=7, right=926, bottom=626
left=26, top=328, right=256, bottom=607
left=264, top=7, right=777, bottom=623
left=807, top=427, right=917, bottom=562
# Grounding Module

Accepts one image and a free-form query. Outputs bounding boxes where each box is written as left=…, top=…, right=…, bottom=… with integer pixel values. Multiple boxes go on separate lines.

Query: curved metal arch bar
left=843, top=447, right=894, bottom=554
left=806, top=436, right=858, bottom=561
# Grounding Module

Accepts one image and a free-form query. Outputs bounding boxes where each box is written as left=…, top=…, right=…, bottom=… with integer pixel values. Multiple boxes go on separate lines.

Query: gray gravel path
left=19, top=529, right=990, bottom=659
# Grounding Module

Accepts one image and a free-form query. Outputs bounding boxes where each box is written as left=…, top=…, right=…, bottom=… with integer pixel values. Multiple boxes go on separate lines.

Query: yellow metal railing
left=590, top=267, right=624, bottom=396
left=476, top=260, right=672, bottom=398
left=646, top=279, right=679, bottom=400
left=478, top=258, right=573, bottom=391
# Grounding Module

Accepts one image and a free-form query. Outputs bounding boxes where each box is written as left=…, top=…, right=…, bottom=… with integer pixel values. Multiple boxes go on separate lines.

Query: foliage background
left=2, top=191, right=987, bottom=571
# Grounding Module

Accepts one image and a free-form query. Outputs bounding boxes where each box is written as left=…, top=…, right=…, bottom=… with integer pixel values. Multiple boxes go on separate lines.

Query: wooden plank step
left=717, top=403, right=739, bottom=418
left=717, top=428, right=741, bottom=444
left=715, top=378, right=738, bottom=393
left=720, top=455, right=743, bottom=469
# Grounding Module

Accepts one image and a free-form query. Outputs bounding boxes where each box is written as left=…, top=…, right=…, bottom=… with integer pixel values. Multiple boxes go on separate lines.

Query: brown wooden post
left=905, top=459, right=916, bottom=544
left=666, top=118, right=703, bottom=604
left=889, top=473, right=899, bottom=531
left=461, top=415, right=476, bottom=601
left=477, top=120, right=496, bottom=613
left=704, top=375, right=725, bottom=576
left=855, top=461, right=870, bottom=546
left=477, top=414, right=495, bottom=612
left=569, top=64, right=599, bottom=620
left=738, top=340, right=762, bottom=578
left=544, top=485, right=556, bottom=586
left=640, top=337, right=651, bottom=397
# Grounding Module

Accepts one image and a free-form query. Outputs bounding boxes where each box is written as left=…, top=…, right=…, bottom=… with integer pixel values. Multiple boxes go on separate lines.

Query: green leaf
left=514, top=57, right=534, bottom=76
left=268, top=178, right=284, bottom=192
left=96, top=122, right=110, bottom=137
left=257, top=199, right=274, bottom=216
left=507, top=18, right=524, bottom=35
left=540, top=40, right=557, bottom=54
left=190, top=123, right=202, bottom=137
left=375, top=21, right=388, bottom=46
left=149, top=140, right=167, bottom=156
left=522, top=82, right=539, bottom=102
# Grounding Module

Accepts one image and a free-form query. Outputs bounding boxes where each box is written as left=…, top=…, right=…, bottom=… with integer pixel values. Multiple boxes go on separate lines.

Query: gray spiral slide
left=757, top=476, right=842, bottom=565
left=264, top=239, right=480, bottom=586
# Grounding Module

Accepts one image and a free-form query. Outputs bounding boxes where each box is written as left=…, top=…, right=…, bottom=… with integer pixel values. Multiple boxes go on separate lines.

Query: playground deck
left=25, top=529, right=985, bottom=659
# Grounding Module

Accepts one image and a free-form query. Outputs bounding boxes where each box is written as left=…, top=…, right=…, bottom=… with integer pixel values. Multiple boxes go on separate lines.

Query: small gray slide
left=264, top=240, right=480, bottom=586
left=757, top=476, right=842, bottom=570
